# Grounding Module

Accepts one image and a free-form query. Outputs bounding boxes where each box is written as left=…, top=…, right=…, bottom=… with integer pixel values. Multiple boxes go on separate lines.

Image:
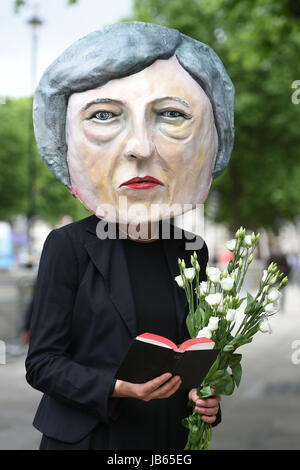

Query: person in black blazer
left=26, top=217, right=221, bottom=449
left=26, top=22, right=235, bottom=449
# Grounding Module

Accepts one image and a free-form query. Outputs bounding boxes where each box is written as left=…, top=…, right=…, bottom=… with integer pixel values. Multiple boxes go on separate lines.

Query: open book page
left=137, top=333, right=214, bottom=352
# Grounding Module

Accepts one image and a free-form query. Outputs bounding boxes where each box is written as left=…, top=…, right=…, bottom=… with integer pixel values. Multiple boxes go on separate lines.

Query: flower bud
left=181, top=259, right=186, bottom=269
left=235, top=228, right=241, bottom=239
left=238, top=259, right=243, bottom=269
left=239, top=227, right=246, bottom=239
left=279, top=276, right=288, bottom=289
left=268, top=275, right=278, bottom=286
left=195, top=261, right=200, bottom=272
left=247, top=254, right=253, bottom=265
left=267, top=263, right=273, bottom=273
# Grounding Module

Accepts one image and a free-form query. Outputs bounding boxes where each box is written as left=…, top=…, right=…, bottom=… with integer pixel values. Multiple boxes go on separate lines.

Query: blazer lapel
left=84, top=217, right=137, bottom=338
left=84, top=216, right=200, bottom=341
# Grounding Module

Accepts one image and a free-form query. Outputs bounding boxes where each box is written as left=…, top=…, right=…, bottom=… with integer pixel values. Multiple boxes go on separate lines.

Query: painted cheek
left=83, top=121, right=122, bottom=144
left=156, top=122, right=193, bottom=141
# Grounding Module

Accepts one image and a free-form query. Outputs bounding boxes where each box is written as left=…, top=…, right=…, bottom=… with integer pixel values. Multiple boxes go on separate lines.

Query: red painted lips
left=120, top=176, right=164, bottom=189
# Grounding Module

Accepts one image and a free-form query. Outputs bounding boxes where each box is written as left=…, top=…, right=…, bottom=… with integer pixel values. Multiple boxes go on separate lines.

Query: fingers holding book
left=112, top=373, right=182, bottom=401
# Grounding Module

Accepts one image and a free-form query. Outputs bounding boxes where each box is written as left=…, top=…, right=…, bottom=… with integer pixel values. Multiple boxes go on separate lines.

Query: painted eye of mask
left=158, top=110, right=192, bottom=120
left=90, top=111, right=118, bottom=121
left=88, top=109, right=192, bottom=122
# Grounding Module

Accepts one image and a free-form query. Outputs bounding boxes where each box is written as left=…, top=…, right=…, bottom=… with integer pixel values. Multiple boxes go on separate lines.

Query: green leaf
left=186, top=313, right=195, bottom=337
left=198, top=385, right=212, bottom=398
left=207, top=369, right=235, bottom=395
left=194, top=304, right=205, bottom=325
left=203, top=353, right=221, bottom=382
left=228, top=352, right=241, bottom=364
left=231, top=335, right=253, bottom=348
left=231, top=363, right=242, bottom=387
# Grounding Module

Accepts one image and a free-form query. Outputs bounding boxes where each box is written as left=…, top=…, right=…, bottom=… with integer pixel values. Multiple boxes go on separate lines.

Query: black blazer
left=25, top=215, right=220, bottom=449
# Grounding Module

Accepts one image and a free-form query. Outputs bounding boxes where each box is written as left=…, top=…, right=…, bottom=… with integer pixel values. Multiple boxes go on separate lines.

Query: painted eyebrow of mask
left=82, top=96, right=190, bottom=111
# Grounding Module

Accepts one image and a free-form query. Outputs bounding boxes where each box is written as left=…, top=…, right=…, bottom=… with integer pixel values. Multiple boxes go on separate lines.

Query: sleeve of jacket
left=25, top=228, right=116, bottom=425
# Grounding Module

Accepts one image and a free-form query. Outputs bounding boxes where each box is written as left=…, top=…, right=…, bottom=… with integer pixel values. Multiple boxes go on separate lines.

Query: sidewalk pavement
left=0, top=284, right=299, bottom=450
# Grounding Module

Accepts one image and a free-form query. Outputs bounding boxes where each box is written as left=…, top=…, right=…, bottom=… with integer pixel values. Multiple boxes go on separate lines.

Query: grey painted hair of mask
left=33, top=21, right=234, bottom=187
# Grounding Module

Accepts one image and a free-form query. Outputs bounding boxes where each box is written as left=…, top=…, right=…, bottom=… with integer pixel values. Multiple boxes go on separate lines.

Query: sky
left=0, top=0, right=133, bottom=98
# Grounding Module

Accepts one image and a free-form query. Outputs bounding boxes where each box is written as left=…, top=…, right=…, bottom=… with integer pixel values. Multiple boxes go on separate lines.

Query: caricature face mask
left=66, top=56, right=218, bottom=224
left=33, top=22, right=234, bottom=224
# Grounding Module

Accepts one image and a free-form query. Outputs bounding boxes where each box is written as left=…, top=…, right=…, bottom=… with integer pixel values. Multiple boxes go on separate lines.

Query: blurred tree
left=14, top=0, right=78, bottom=13
left=0, top=97, right=90, bottom=224
left=127, top=0, right=300, bottom=233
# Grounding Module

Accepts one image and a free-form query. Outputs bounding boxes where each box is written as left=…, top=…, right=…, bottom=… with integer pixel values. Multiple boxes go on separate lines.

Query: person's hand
left=112, top=373, right=182, bottom=401
left=188, top=388, right=221, bottom=424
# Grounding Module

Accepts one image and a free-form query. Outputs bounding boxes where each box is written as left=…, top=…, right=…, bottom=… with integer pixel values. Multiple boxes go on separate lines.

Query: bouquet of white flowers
left=175, top=227, right=288, bottom=450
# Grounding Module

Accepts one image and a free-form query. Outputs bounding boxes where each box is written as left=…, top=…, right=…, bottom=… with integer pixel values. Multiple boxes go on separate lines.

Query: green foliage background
left=0, top=98, right=90, bottom=224
left=8, top=0, right=300, bottom=230
left=126, top=0, right=300, bottom=232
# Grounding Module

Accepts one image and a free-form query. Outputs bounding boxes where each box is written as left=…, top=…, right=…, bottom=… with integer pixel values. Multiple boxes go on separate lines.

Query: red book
left=115, top=333, right=220, bottom=389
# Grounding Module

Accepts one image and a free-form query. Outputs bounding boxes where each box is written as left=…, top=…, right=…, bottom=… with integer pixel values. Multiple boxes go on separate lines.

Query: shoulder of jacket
left=45, top=215, right=96, bottom=250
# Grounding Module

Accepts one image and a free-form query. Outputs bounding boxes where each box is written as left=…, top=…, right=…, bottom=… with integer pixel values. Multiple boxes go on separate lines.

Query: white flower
left=207, top=316, right=220, bottom=331
left=196, top=327, right=212, bottom=339
left=240, top=247, right=248, bottom=257
left=183, top=267, right=196, bottom=281
left=244, top=235, right=252, bottom=247
left=265, top=301, right=280, bottom=315
left=207, top=267, right=221, bottom=283
left=267, top=288, right=281, bottom=303
left=175, top=275, right=184, bottom=288
left=220, top=276, right=234, bottom=291
left=259, top=317, right=272, bottom=334
left=262, top=270, right=268, bottom=282
left=226, top=308, right=237, bottom=322
left=226, top=239, right=236, bottom=251
left=199, top=281, right=209, bottom=295
left=205, top=293, right=222, bottom=307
